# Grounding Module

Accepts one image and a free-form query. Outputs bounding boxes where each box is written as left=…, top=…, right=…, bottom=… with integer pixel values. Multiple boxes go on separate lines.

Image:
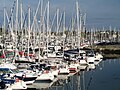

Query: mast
left=20, top=1, right=23, bottom=31
left=28, top=6, right=31, bottom=61
left=4, top=7, right=6, bottom=37
left=57, top=9, right=59, bottom=36
left=15, top=0, right=18, bottom=40
left=76, top=1, right=80, bottom=48
left=71, top=18, right=74, bottom=48
left=41, top=0, right=43, bottom=16
left=46, top=1, right=50, bottom=57
left=90, top=28, right=94, bottom=50
left=42, top=2, right=47, bottom=47
left=63, top=11, right=65, bottom=57
left=14, top=0, right=18, bottom=63
left=11, top=8, right=14, bottom=35
left=76, top=2, right=81, bottom=90
left=20, top=1, right=23, bottom=52
left=113, top=27, right=116, bottom=42
left=109, top=26, right=112, bottom=42
left=79, top=13, right=82, bottom=46
left=3, top=7, right=6, bottom=62
left=40, top=0, right=43, bottom=56
left=83, top=13, right=86, bottom=44
left=39, top=0, right=43, bottom=61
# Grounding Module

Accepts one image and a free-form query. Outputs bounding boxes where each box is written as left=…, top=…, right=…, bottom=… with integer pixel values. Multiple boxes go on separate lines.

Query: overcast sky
left=0, top=0, right=120, bottom=29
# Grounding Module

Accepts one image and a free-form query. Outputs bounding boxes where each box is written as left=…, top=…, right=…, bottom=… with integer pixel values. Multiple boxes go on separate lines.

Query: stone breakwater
left=93, top=45, right=120, bottom=59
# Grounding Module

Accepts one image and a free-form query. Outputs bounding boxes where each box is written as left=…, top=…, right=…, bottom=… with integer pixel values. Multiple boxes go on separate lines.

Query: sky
left=0, top=0, right=120, bottom=29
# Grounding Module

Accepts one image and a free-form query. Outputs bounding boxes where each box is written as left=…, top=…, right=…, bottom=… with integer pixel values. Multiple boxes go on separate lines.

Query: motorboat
left=0, top=68, right=27, bottom=90
left=0, top=63, right=37, bottom=85
left=36, top=69, right=55, bottom=82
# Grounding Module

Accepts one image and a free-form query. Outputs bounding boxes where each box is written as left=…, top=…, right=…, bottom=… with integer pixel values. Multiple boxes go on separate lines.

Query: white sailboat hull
left=36, top=72, right=54, bottom=82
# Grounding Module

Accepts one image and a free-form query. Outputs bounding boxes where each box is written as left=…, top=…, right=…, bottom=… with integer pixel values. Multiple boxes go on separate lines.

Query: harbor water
left=84, top=59, right=120, bottom=90
left=28, top=59, right=120, bottom=90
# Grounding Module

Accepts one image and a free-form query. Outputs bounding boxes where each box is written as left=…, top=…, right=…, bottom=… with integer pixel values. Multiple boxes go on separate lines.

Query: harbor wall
left=94, top=45, right=120, bottom=59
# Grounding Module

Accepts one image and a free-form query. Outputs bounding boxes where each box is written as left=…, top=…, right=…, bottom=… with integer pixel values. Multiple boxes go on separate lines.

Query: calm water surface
left=84, top=59, right=120, bottom=90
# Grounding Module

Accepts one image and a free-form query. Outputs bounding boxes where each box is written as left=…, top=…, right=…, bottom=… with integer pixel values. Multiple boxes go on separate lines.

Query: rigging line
left=42, top=1, right=51, bottom=30
left=17, top=11, right=28, bottom=41
left=5, top=8, right=14, bottom=41
left=22, top=12, right=28, bottom=28
left=50, top=11, right=57, bottom=31
left=6, top=0, right=16, bottom=31
left=31, top=0, right=41, bottom=30
left=57, top=12, right=64, bottom=32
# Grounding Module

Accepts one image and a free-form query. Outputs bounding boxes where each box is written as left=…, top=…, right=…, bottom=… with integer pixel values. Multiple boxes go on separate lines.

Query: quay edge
left=93, top=45, right=120, bottom=59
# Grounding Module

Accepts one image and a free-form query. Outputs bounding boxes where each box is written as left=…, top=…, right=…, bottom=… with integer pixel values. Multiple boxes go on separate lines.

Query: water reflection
left=84, top=59, right=120, bottom=90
